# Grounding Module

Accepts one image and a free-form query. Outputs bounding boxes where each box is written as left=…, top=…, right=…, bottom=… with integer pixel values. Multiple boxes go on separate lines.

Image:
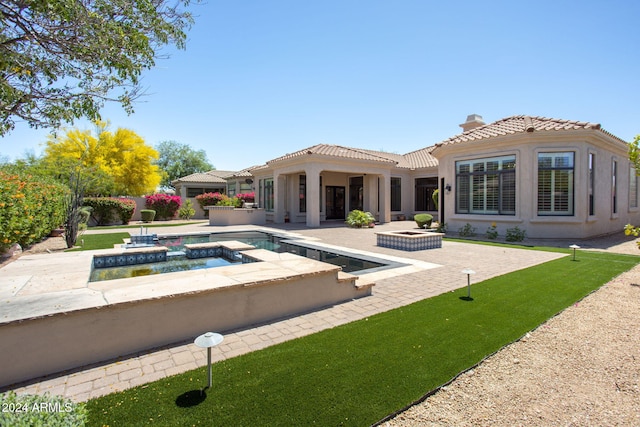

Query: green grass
left=65, top=232, right=130, bottom=251
left=85, top=250, right=639, bottom=426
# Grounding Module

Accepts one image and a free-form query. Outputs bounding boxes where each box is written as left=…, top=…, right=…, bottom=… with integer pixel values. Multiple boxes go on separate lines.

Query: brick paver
left=3, top=222, right=579, bottom=402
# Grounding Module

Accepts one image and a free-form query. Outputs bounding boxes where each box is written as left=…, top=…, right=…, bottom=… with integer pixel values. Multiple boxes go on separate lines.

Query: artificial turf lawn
left=85, top=250, right=639, bottom=426
left=65, top=232, right=130, bottom=251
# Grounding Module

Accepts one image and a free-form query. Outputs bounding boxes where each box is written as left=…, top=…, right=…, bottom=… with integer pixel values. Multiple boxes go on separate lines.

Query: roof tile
left=266, top=143, right=438, bottom=169
left=434, top=115, right=622, bottom=148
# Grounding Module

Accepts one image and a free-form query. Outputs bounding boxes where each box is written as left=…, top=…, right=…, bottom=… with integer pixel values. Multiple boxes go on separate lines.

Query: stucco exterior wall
left=0, top=262, right=370, bottom=387
left=434, top=131, right=640, bottom=239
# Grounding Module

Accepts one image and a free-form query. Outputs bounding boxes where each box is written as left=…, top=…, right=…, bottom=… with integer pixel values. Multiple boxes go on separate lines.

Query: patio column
left=274, top=173, right=287, bottom=223
left=305, top=165, right=321, bottom=227
left=378, top=172, right=391, bottom=224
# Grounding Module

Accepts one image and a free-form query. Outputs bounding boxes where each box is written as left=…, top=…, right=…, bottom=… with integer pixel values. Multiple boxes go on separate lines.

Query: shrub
left=414, top=213, right=433, bottom=229
left=506, top=226, right=527, bottom=242
left=486, top=222, right=498, bottom=240
left=178, top=199, right=195, bottom=220
left=217, top=195, right=243, bottom=207
left=345, top=210, right=375, bottom=228
left=0, top=391, right=87, bottom=426
left=77, top=206, right=92, bottom=234
left=83, top=197, right=136, bottom=225
left=195, top=192, right=226, bottom=210
left=145, top=194, right=181, bottom=220
left=0, top=170, right=67, bottom=252
left=458, top=223, right=476, bottom=237
left=237, top=192, right=255, bottom=203
left=624, top=224, right=640, bottom=249
left=140, top=209, right=156, bottom=222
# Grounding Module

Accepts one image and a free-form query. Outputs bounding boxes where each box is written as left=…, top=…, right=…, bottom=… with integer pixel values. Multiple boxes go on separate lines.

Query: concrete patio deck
left=3, top=220, right=629, bottom=402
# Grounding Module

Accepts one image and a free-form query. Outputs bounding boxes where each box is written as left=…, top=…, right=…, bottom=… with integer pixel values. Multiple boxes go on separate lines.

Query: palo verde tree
left=0, top=0, right=195, bottom=136
left=42, top=122, right=162, bottom=196
left=154, top=140, right=213, bottom=188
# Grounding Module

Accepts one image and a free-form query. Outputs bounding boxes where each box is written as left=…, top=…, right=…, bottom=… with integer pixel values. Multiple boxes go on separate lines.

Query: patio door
left=326, top=186, right=345, bottom=220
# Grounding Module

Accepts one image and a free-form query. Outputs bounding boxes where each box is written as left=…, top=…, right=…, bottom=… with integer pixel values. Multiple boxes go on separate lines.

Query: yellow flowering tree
left=42, top=122, right=162, bottom=196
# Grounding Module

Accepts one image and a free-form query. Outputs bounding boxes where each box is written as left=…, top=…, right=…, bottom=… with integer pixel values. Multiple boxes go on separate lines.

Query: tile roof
left=267, top=144, right=398, bottom=165
left=403, top=146, right=439, bottom=169
left=172, top=170, right=237, bottom=185
left=434, top=115, right=625, bottom=149
left=266, top=143, right=438, bottom=170
left=224, top=166, right=258, bottom=179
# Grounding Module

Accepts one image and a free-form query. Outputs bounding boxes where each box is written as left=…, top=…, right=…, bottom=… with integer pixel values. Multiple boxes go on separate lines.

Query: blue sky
left=1, top=0, right=639, bottom=171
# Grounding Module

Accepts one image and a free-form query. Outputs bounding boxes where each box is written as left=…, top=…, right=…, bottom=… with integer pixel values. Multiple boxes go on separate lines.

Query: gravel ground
left=384, top=264, right=640, bottom=427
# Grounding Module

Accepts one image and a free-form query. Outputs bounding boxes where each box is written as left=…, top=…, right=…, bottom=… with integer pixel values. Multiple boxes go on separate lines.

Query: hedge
left=83, top=197, right=136, bottom=225
left=0, top=170, right=67, bottom=252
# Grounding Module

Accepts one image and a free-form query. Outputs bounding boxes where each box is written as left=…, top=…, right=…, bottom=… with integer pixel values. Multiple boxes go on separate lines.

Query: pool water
left=158, top=231, right=385, bottom=273
left=91, top=230, right=391, bottom=282
left=90, top=256, right=237, bottom=282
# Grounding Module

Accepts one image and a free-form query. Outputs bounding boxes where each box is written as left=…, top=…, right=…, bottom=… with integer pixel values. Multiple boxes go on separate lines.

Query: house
left=249, top=144, right=438, bottom=226
left=171, top=170, right=238, bottom=198
left=175, top=114, right=638, bottom=239
left=432, top=114, right=639, bottom=239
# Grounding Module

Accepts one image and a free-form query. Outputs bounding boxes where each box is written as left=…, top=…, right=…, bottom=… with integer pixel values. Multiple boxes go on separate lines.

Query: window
left=456, top=156, right=515, bottom=215
left=612, top=160, right=618, bottom=214
left=589, top=153, right=595, bottom=215
left=349, top=176, right=363, bottom=212
left=299, top=175, right=306, bottom=213
left=240, top=182, right=252, bottom=193
left=415, top=178, right=438, bottom=211
left=260, top=178, right=274, bottom=211
left=187, top=187, right=223, bottom=198
left=319, top=176, right=323, bottom=212
left=630, top=166, right=638, bottom=209
left=391, top=177, right=402, bottom=211
left=538, top=152, right=574, bottom=216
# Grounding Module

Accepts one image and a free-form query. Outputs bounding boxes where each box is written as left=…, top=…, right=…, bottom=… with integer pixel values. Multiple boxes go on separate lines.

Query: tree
left=0, top=0, right=194, bottom=136
left=629, top=134, right=640, bottom=172
left=627, top=134, right=640, bottom=250
left=43, top=122, right=162, bottom=196
left=155, top=140, right=213, bottom=188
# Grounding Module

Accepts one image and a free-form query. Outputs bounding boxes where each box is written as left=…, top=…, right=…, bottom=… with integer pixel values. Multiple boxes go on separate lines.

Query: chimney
left=459, top=114, right=486, bottom=132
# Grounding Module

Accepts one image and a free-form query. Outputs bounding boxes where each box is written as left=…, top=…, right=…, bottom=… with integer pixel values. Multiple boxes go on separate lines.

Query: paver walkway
left=4, top=220, right=619, bottom=402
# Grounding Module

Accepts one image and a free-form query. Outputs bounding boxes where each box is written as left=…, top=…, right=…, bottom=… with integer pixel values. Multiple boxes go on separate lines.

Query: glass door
left=326, top=186, right=345, bottom=219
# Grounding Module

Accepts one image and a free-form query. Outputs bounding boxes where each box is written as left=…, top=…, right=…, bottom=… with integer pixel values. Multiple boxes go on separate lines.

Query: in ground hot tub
left=375, top=230, right=444, bottom=251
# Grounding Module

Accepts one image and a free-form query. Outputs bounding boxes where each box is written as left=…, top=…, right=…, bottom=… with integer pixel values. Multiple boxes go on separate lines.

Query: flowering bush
left=236, top=192, right=255, bottom=203
left=624, top=224, right=640, bottom=249
left=0, top=170, right=67, bottom=252
left=486, top=222, right=498, bottom=240
left=145, top=194, right=182, bottom=220
left=195, top=192, right=226, bottom=209
left=83, top=197, right=136, bottom=225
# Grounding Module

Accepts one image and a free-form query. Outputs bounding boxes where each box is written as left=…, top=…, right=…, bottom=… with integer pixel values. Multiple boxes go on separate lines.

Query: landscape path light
left=461, top=268, right=476, bottom=300
left=569, top=244, right=581, bottom=261
left=194, top=332, right=224, bottom=394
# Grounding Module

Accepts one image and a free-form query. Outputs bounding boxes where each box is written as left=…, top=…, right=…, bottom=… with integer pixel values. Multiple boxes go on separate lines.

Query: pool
left=90, top=256, right=237, bottom=282
left=91, top=230, right=397, bottom=282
